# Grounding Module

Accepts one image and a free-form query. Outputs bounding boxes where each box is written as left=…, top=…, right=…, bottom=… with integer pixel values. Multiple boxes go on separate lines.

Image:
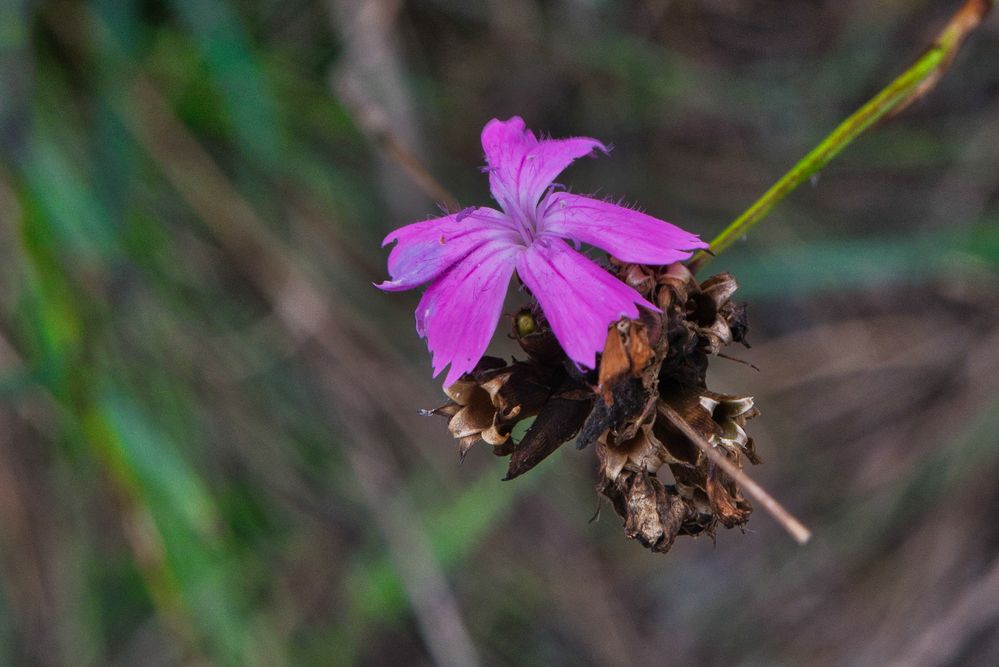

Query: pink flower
left=378, top=117, right=708, bottom=386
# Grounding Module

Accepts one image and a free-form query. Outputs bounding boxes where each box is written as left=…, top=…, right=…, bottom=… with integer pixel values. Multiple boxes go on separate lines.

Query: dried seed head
left=620, top=263, right=656, bottom=296
left=647, top=388, right=760, bottom=535
left=596, top=466, right=691, bottom=554
left=656, top=262, right=693, bottom=311
left=424, top=258, right=766, bottom=555
left=599, top=421, right=670, bottom=481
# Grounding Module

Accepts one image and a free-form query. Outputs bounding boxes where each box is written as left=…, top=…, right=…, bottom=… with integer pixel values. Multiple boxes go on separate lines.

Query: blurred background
left=0, top=0, right=998, bottom=665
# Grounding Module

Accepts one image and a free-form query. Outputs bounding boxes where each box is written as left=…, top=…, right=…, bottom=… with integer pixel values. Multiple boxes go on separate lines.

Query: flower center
left=503, top=196, right=538, bottom=246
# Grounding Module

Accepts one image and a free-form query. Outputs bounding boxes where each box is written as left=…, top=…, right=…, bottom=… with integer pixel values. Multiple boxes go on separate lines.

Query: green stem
left=689, top=0, right=993, bottom=273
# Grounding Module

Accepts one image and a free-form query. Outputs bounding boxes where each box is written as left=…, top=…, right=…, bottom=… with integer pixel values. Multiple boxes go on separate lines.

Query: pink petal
left=538, top=193, right=708, bottom=265
left=416, top=241, right=521, bottom=386
left=481, top=117, right=607, bottom=213
left=377, top=207, right=519, bottom=292
left=515, top=237, right=658, bottom=369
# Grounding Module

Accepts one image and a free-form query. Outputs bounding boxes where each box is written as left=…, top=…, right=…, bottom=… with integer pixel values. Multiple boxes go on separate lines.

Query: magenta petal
left=416, top=241, right=521, bottom=386
left=516, top=237, right=658, bottom=369
left=481, top=117, right=607, bottom=212
left=538, top=193, right=708, bottom=265
left=377, top=207, right=519, bottom=292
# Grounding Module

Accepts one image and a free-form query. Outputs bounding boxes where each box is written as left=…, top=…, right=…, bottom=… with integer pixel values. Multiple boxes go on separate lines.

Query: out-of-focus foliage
left=0, top=1, right=997, bottom=665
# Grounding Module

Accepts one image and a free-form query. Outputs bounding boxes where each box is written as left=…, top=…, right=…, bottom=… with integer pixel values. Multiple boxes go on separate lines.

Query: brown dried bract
left=596, top=465, right=691, bottom=554
left=598, top=318, right=655, bottom=404
left=425, top=357, right=557, bottom=461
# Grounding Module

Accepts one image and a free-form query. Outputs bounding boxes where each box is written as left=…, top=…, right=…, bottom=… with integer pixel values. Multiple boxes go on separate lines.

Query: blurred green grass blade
left=718, top=219, right=999, bottom=300
left=22, top=133, right=118, bottom=259
left=0, top=0, right=30, bottom=167
left=99, top=390, right=219, bottom=538
left=165, top=0, right=280, bottom=164
left=16, top=205, right=85, bottom=396
left=90, top=383, right=288, bottom=665
left=14, top=168, right=281, bottom=663
left=93, top=0, right=142, bottom=56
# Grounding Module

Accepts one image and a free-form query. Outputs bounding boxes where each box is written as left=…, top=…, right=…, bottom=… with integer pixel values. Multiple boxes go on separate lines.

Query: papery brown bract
left=426, top=357, right=558, bottom=461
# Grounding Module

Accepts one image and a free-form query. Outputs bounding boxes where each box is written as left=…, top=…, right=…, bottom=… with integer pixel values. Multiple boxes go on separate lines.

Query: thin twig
left=332, top=67, right=459, bottom=211
left=689, top=0, right=994, bottom=273
left=658, top=402, right=812, bottom=545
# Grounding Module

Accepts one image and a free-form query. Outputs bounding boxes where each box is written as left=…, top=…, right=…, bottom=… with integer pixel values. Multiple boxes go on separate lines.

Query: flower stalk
left=689, top=0, right=994, bottom=274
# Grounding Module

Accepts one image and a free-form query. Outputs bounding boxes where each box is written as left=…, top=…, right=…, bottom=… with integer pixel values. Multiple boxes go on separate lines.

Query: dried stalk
left=658, top=402, right=812, bottom=545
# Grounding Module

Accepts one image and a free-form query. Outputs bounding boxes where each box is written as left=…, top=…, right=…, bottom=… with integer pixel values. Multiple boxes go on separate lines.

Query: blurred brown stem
left=336, top=73, right=460, bottom=211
